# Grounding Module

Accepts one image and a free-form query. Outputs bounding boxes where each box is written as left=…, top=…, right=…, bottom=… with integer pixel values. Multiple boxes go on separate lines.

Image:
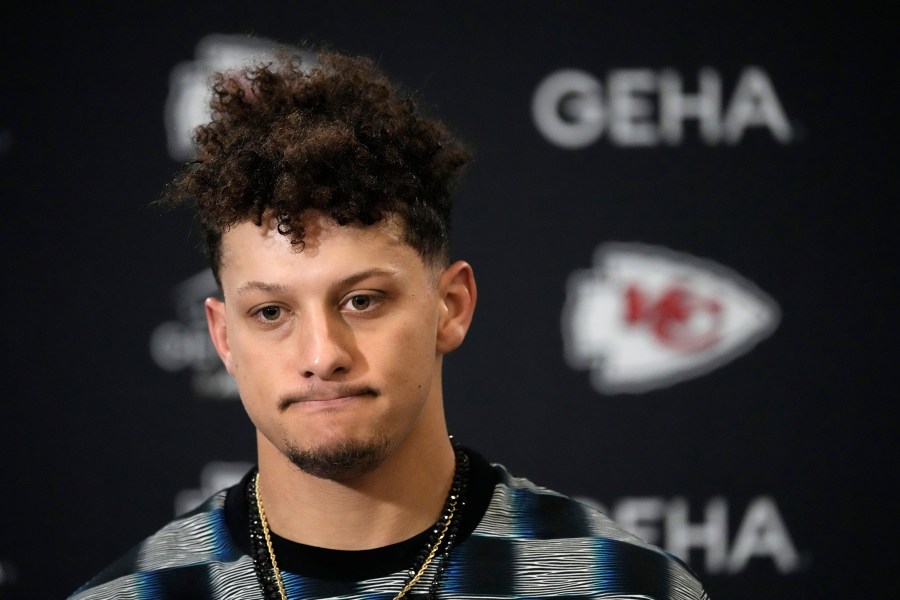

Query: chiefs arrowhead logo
left=562, top=242, right=780, bottom=394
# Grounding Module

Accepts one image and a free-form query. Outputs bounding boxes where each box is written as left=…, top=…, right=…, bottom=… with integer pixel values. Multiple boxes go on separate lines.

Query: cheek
left=229, top=336, right=279, bottom=397
left=384, top=318, right=438, bottom=378
left=363, top=313, right=428, bottom=361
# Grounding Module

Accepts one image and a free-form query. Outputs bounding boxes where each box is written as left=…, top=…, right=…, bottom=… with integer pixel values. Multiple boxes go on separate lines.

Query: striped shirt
left=69, top=449, right=709, bottom=599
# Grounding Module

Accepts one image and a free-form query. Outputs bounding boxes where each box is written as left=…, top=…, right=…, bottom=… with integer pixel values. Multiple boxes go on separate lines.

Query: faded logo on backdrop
left=165, top=33, right=312, bottom=160
left=149, top=269, right=236, bottom=399
left=562, top=242, right=779, bottom=393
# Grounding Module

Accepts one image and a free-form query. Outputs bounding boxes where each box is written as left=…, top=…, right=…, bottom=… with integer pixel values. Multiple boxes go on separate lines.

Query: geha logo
left=562, top=242, right=779, bottom=393
left=164, top=34, right=312, bottom=160
left=533, top=66, right=794, bottom=148
left=149, top=269, right=237, bottom=399
left=578, top=495, right=802, bottom=575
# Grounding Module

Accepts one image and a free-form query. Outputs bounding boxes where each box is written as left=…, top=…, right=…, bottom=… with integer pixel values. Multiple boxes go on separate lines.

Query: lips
left=278, top=386, right=379, bottom=411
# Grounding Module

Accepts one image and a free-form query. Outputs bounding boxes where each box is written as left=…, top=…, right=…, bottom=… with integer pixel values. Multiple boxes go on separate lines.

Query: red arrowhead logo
left=562, top=243, right=780, bottom=394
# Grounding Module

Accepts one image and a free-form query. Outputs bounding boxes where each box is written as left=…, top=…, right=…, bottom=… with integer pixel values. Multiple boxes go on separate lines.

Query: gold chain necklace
left=253, top=470, right=460, bottom=600
left=254, top=473, right=288, bottom=600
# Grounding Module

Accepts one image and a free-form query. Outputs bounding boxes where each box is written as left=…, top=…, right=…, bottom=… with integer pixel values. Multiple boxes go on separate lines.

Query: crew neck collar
left=224, top=445, right=498, bottom=581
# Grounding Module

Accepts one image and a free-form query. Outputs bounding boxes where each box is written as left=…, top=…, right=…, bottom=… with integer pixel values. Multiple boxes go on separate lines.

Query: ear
left=435, top=261, right=477, bottom=354
left=205, top=297, right=236, bottom=374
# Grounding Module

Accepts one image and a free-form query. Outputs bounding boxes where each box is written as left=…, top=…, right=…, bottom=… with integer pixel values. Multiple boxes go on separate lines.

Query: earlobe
left=205, top=297, right=235, bottom=374
left=436, top=261, right=477, bottom=354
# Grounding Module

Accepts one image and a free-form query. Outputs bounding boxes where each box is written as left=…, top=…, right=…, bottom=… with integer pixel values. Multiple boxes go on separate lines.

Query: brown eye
left=260, top=306, right=281, bottom=321
left=349, top=295, right=371, bottom=311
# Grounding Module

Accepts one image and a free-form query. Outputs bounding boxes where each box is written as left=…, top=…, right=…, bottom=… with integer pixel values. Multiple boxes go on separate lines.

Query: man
left=70, top=45, right=709, bottom=599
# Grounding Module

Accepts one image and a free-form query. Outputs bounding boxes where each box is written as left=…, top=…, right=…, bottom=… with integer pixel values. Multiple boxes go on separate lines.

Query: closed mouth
left=278, top=387, right=379, bottom=411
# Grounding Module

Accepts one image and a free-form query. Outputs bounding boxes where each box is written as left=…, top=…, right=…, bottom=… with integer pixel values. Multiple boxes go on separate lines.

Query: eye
left=341, top=292, right=384, bottom=314
left=347, top=295, right=372, bottom=311
left=256, top=306, right=282, bottom=321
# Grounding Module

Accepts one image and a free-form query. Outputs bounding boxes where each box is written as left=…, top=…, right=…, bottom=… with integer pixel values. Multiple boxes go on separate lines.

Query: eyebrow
left=235, top=281, right=290, bottom=296
left=234, top=268, right=400, bottom=297
left=335, top=268, right=400, bottom=288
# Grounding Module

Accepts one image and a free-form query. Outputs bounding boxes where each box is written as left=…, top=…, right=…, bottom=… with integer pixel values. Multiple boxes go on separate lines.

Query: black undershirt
left=223, top=446, right=499, bottom=581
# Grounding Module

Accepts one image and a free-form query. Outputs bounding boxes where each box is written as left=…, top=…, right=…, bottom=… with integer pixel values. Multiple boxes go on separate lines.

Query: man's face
left=205, top=211, right=473, bottom=480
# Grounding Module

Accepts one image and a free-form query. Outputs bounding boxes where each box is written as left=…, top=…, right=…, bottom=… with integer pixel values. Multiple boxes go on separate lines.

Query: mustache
left=278, top=385, right=381, bottom=411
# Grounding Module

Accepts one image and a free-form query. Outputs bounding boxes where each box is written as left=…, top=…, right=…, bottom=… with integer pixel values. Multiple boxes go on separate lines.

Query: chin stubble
left=284, top=435, right=391, bottom=481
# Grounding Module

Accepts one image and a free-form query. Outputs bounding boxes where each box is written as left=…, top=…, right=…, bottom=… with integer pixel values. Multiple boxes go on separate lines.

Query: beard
left=284, top=434, right=392, bottom=481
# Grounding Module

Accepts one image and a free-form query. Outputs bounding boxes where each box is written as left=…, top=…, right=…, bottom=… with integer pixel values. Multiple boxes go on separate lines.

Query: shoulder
left=482, top=464, right=647, bottom=543
left=67, top=489, right=254, bottom=599
left=468, top=463, right=710, bottom=600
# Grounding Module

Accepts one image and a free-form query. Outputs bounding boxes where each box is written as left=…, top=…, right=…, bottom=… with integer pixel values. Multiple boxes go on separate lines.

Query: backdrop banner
left=1, top=4, right=894, bottom=598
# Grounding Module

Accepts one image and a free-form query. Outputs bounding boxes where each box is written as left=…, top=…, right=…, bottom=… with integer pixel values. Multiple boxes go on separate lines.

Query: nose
left=297, top=309, right=353, bottom=379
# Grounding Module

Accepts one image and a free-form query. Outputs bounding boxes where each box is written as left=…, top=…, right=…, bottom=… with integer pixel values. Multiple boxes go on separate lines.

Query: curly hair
left=160, top=46, right=473, bottom=284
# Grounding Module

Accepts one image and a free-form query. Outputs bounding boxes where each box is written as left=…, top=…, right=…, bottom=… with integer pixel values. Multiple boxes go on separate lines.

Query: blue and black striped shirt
left=70, top=448, right=709, bottom=599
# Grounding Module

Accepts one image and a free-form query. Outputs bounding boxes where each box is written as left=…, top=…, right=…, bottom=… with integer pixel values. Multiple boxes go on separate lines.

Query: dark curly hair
left=160, top=46, right=473, bottom=285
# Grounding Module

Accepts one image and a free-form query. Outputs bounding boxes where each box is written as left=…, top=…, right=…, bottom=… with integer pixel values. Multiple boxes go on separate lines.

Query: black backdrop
left=1, top=4, right=896, bottom=598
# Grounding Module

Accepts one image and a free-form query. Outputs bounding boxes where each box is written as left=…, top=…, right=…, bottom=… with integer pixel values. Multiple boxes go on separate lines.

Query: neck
left=256, top=428, right=456, bottom=550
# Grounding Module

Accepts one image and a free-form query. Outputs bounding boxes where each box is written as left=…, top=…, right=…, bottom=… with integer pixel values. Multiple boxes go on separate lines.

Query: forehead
left=217, top=212, right=428, bottom=287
